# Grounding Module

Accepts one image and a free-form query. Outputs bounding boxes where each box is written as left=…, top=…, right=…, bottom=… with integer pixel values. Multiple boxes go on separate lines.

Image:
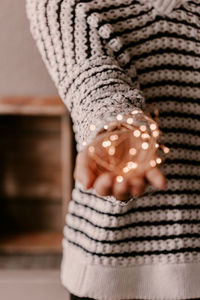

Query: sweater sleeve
left=26, top=0, right=145, bottom=152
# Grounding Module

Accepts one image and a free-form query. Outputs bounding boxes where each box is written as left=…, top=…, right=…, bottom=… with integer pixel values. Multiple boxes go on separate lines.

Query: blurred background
left=0, top=1, right=73, bottom=299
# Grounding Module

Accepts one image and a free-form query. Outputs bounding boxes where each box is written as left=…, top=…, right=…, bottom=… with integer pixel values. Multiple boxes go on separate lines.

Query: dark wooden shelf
left=0, top=232, right=63, bottom=254
left=0, top=97, right=68, bottom=116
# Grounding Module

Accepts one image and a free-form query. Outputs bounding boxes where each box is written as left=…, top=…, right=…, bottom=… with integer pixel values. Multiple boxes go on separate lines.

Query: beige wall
left=0, top=0, right=58, bottom=96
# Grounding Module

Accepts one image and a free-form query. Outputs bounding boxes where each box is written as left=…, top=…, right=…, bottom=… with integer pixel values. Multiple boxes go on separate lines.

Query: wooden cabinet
left=0, top=97, right=74, bottom=256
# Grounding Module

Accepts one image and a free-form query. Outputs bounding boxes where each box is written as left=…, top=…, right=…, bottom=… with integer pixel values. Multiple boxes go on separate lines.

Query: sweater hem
left=60, top=240, right=200, bottom=300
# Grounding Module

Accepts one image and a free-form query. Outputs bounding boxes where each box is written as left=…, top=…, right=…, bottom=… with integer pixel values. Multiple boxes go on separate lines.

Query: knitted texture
left=26, top=0, right=200, bottom=299
left=26, top=0, right=146, bottom=152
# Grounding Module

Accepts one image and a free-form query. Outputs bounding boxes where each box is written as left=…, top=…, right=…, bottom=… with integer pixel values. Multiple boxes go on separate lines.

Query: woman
left=26, top=0, right=200, bottom=299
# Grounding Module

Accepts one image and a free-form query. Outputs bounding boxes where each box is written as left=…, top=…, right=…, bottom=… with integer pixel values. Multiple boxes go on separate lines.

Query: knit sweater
left=26, top=1, right=200, bottom=299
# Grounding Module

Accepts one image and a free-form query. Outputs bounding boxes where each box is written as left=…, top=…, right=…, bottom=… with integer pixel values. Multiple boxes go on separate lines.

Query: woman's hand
left=73, top=144, right=167, bottom=201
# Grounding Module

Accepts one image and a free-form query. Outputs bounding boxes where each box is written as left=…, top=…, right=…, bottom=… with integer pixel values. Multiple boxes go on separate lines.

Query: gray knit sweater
left=26, top=1, right=200, bottom=299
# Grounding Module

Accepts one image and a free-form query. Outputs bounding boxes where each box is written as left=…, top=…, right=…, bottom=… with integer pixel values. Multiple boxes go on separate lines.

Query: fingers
left=93, top=172, right=114, bottom=196
left=73, top=151, right=97, bottom=189
left=94, top=173, right=132, bottom=201
left=74, top=150, right=167, bottom=200
left=128, top=175, right=146, bottom=197
left=145, top=167, right=166, bottom=190
left=112, top=178, right=132, bottom=201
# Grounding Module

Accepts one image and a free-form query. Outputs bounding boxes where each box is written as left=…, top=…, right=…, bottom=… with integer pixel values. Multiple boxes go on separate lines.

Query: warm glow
left=150, top=159, right=156, bottom=167
left=108, top=146, right=115, bottom=155
left=141, top=133, right=150, bottom=139
left=127, top=118, right=133, bottom=124
left=110, top=134, right=118, bottom=141
left=142, top=142, right=149, bottom=150
left=116, top=114, right=123, bottom=121
left=104, top=124, right=108, bottom=130
left=127, top=161, right=138, bottom=169
left=102, top=140, right=111, bottom=147
left=156, top=157, right=162, bottom=164
left=116, top=176, right=124, bottom=183
left=150, top=123, right=157, bottom=131
left=90, top=124, right=96, bottom=131
left=131, top=109, right=141, bottom=115
left=163, top=146, right=170, bottom=153
left=123, top=167, right=129, bottom=173
left=152, top=130, right=159, bottom=137
left=88, top=146, right=95, bottom=153
left=140, top=125, right=147, bottom=132
left=133, top=130, right=141, bottom=137
left=129, top=148, right=137, bottom=155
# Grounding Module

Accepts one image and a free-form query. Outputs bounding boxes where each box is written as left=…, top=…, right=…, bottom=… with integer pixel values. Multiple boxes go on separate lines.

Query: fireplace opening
left=0, top=98, right=73, bottom=268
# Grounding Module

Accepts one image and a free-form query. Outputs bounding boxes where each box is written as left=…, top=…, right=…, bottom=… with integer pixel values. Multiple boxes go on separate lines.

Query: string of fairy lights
left=83, top=109, right=170, bottom=183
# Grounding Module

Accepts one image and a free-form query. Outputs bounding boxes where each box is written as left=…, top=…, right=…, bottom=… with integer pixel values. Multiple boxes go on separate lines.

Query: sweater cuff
left=58, top=56, right=145, bottom=152
left=81, top=92, right=145, bottom=150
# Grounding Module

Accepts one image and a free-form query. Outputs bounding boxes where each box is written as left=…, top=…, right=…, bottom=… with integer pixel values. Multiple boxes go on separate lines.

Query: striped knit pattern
left=26, top=0, right=200, bottom=298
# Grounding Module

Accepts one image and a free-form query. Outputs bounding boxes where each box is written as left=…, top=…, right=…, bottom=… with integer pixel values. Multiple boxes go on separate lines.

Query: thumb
left=145, top=167, right=166, bottom=190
